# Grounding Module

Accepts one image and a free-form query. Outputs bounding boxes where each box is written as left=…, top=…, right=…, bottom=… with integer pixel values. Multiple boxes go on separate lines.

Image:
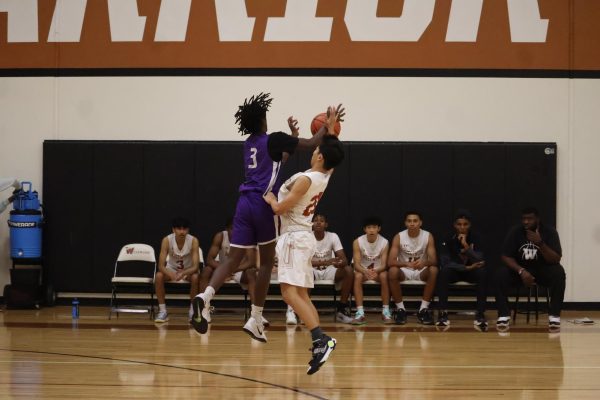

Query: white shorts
left=277, top=231, right=316, bottom=288
left=401, top=266, right=428, bottom=282
left=232, top=271, right=249, bottom=291
left=313, top=265, right=337, bottom=281
left=313, top=265, right=342, bottom=290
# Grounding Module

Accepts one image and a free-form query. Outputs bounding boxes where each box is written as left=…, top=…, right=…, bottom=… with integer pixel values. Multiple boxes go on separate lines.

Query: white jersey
left=398, top=229, right=430, bottom=263
left=218, top=230, right=231, bottom=264
left=166, top=233, right=194, bottom=271
left=312, top=232, right=344, bottom=262
left=357, top=234, right=388, bottom=269
left=278, top=170, right=330, bottom=234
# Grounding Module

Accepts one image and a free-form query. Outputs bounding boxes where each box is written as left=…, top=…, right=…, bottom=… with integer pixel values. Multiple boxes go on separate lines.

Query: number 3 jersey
left=239, top=131, right=299, bottom=195
left=278, top=170, right=330, bottom=234
left=166, top=233, right=194, bottom=271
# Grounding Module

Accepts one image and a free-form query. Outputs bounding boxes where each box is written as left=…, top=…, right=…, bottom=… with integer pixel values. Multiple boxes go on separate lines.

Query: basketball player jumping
left=191, top=93, right=344, bottom=342
left=263, top=127, right=344, bottom=375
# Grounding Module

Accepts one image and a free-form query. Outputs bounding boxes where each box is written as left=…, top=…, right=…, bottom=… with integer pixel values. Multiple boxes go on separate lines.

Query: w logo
left=519, top=242, right=538, bottom=261
left=125, top=247, right=135, bottom=255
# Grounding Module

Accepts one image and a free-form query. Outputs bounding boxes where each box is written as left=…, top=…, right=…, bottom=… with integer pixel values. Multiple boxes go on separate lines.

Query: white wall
left=0, top=76, right=597, bottom=301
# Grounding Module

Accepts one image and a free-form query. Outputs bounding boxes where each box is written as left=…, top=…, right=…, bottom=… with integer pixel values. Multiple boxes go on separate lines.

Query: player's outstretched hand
left=326, top=104, right=345, bottom=122
left=287, top=116, right=299, bottom=137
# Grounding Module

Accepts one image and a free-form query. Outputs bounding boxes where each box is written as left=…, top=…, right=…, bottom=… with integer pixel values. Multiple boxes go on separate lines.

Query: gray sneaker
left=336, top=311, right=353, bottom=324
left=154, top=310, right=169, bottom=323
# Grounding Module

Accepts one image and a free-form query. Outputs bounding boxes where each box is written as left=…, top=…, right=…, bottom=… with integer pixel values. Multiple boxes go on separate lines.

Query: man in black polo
left=495, top=207, right=565, bottom=329
left=436, top=210, right=487, bottom=328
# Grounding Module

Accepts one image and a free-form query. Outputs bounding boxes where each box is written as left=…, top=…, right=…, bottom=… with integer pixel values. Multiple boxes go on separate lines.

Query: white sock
left=549, top=315, right=561, bottom=322
left=287, top=305, right=294, bottom=312
left=159, top=303, right=166, bottom=313
left=395, top=302, right=405, bottom=311
left=382, top=305, right=390, bottom=312
left=357, top=306, right=364, bottom=314
left=200, top=286, right=215, bottom=304
left=420, top=300, right=430, bottom=311
left=251, top=304, right=264, bottom=321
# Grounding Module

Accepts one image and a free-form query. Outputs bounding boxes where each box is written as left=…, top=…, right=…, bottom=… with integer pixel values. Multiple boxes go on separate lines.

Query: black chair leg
left=526, top=287, right=532, bottom=324
left=535, top=285, right=540, bottom=322
left=333, top=287, right=337, bottom=322
left=513, top=287, right=520, bottom=323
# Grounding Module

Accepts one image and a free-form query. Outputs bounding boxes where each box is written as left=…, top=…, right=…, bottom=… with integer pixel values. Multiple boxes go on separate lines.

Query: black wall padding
left=43, top=141, right=557, bottom=293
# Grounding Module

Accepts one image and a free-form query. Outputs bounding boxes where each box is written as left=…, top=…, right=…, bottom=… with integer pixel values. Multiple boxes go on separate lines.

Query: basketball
left=310, top=112, right=341, bottom=136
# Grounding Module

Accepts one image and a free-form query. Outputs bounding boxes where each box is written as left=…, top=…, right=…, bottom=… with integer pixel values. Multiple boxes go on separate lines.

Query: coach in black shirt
left=495, top=207, right=565, bottom=328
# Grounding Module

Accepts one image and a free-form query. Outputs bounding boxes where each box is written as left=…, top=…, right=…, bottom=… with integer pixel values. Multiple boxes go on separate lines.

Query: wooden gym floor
left=1, top=306, right=599, bottom=399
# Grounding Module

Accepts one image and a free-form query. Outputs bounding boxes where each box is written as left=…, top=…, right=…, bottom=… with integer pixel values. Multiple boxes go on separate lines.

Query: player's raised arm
left=296, top=104, right=344, bottom=150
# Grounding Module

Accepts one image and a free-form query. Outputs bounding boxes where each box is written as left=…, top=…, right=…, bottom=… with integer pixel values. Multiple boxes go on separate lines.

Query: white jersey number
left=248, top=147, right=258, bottom=169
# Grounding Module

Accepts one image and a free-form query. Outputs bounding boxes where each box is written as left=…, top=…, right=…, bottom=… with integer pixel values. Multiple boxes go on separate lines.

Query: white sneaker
left=549, top=315, right=561, bottom=328
left=188, top=307, right=194, bottom=322
left=205, top=306, right=213, bottom=323
left=286, top=308, right=298, bottom=325
left=243, top=316, right=267, bottom=343
left=496, top=316, right=511, bottom=328
left=261, top=316, right=270, bottom=327
left=154, top=310, right=169, bottom=323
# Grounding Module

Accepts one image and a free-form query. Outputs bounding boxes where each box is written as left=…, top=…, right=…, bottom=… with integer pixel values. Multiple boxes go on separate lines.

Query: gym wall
left=1, top=1, right=599, bottom=301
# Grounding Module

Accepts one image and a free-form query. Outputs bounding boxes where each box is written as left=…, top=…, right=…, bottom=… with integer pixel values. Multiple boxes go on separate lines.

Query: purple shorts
left=230, top=191, right=278, bottom=248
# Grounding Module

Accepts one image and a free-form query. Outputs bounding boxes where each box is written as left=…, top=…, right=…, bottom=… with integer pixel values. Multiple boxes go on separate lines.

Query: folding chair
left=109, top=243, right=157, bottom=320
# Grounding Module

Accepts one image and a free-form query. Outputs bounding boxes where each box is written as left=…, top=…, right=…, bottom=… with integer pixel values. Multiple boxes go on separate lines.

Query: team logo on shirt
left=362, top=250, right=380, bottom=262
left=519, top=242, right=539, bottom=261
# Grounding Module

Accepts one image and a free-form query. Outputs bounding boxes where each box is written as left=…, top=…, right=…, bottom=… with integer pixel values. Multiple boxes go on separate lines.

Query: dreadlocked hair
left=234, top=92, right=273, bottom=135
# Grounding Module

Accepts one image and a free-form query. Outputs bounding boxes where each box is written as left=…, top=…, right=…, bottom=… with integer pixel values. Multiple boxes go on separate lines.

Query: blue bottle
left=72, top=298, right=80, bottom=319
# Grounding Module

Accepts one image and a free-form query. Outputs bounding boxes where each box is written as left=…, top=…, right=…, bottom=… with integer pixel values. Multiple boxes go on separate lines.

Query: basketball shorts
left=401, top=266, right=428, bottom=281
left=231, top=191, right=278, bottom=248
left=313, top=266, right=342, bottom=290
left=277, top=231, right=316, bottom=288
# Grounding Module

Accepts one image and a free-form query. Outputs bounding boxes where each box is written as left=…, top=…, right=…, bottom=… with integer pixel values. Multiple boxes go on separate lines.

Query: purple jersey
left=231, top=131, right=299, bottom=247
left=238, top=133, right=280, bottom=195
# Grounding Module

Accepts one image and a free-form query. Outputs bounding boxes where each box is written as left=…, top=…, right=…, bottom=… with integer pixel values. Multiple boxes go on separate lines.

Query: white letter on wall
left=446, top=0, right=483, bottom=42
left=155, top=0, right=191, bottom=42
left=0, top=0, right=37, bottom=42
left=265, top=0, right=332, bottom=41
left=345, top=0, right=435, bottom=41
left=48, top=0, right=87, bottom=42
left=507, top=0, right=548, bottom=42
left=215, top=0, right=255, bottom=41
left=108, top=0, right=146, bottom=42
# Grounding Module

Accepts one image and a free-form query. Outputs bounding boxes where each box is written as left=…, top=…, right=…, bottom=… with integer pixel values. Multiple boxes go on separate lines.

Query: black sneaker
left=417, top=308, right=434, bottom=325
left=307, top=336, right=337, bottom=375
left=474, top=312, right=487, bottom=327
left=394, top=308, right=407, bottom=325
left=190, top=296, right=209, bottom=335
left=436, top=311, right=450, bottom=327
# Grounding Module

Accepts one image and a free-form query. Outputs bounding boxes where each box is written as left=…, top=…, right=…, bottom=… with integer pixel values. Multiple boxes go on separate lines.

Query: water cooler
left=4, top=182, right=55, bottom=308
